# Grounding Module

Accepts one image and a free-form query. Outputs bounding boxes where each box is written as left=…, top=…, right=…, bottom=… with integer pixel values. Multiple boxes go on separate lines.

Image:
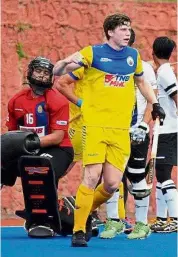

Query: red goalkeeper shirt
left=6, top=88, right=72, bottom=147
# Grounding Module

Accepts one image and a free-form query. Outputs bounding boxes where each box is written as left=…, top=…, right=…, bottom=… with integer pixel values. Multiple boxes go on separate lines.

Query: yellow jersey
left=78, top=44, right=143, bottom=129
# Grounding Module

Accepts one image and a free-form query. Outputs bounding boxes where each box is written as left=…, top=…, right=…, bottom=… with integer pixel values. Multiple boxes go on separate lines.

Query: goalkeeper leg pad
left=19, top=155, right=61, bottom=237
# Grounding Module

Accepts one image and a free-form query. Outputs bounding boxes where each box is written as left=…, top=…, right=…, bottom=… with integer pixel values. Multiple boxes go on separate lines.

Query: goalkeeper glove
left=131, top=121, right=149, bottom=145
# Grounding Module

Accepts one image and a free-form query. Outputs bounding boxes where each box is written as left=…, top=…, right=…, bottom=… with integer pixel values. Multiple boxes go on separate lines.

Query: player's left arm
left=172, top=94, right=177, bottom=107
left=134, top=52, right=165, bottom=123
left=142, top=100, right=155, bottom=125
left=134, top=75, right=166, bottom=123
left=56, top=67, right=84, bottom=106
left=39, top=102, right=69, bottom=148
left=56, top=74, right=79, bottom=105
left=134, top=74, right=158, bottom=105
left=142, top=64, right=158, bottom=125
left=134, top=52, right=157, bottom=104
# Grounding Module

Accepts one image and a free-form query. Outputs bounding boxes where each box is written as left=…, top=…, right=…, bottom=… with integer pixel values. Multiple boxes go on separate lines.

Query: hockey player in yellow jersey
left=54, top=13, right=165, bottom=247
left=58, top=66, right=126, bottom=226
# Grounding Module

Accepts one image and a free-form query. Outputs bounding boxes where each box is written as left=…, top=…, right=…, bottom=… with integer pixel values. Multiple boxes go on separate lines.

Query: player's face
left=109, top=23, right=131, bottom=47
left=32, top=67, right=51, bottom=82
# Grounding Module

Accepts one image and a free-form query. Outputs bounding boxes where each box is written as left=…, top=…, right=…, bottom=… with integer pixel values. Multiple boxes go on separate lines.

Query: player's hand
left=131, top=122, right=149, bottom=145
left=63, top=52, right=87, bottom=67
left=152, top=103, right=166, bottom=126
left=25, top=134, right=41, bottom=152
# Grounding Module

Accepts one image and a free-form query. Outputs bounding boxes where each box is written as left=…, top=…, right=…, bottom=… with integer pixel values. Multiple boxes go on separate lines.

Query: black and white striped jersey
left=157, top=63, right=178, bottom=134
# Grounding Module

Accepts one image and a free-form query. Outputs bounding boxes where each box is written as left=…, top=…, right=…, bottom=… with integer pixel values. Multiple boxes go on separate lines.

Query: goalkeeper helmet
left=27, top=56, right=54, bottom=95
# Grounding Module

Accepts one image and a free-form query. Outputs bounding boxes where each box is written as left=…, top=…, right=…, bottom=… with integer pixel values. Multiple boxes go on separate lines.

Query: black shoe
left=92, top=225, right=99, bottom=237
left=86, top=215, right=93, bottom=242
left=72, top=231, right=88, bottom=247
left=91, top=218, right=99, bottom=237
left=85, top=215, right=99, bottom=240
left=28, top=223, right=55, bottom=238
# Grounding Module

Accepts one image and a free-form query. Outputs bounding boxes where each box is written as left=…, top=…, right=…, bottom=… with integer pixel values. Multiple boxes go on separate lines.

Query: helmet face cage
left=27, top=57, right=54, bottom=91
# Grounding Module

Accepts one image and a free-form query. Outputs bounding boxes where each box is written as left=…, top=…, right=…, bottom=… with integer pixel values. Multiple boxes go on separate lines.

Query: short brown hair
left=103, top=14, right=131, bottom=40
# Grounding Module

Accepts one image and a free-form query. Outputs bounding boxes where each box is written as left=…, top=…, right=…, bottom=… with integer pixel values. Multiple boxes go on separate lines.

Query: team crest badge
left=127, top=56, right=134, bottom=66
left=37, top=105, right=43, bottom=113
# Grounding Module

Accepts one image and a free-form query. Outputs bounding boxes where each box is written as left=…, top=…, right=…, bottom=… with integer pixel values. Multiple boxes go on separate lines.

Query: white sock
left=106, top=191, right=119, bottom=219
left=131, top=179, right=150, bottom=224
left=128, top=169, right=149, bottom=224
left=162, top=180, right=178, bottom=219
left=135, top=195, right=149, bottom=224
left=156, top=182, right=167, bottom=219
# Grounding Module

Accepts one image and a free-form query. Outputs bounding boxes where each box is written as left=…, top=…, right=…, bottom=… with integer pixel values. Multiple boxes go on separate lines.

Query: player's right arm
left=53, top=52, right=84, bottom=76
left=53, top=46, right=92, bottom=76
left=6, top=99, right=18, bottom=131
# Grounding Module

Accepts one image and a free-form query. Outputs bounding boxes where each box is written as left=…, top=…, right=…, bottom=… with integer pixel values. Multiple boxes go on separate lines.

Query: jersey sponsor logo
left=105, top=74, right=130, bottom=87
left=19, top=126, right=45, bottom=137
left=100, top=57, right=112, bottom=62
left=25, top=166, right=49, bottom=174
left=56, top=120, right=67, bottom=125
left=127, top=56, right=134, bottom=66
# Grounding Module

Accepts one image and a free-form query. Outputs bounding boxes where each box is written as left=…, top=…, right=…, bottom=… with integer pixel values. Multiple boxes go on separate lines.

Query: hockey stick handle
left=151, top=118, right=160, bottom=158
left=145, top=118, right=160, bottom=188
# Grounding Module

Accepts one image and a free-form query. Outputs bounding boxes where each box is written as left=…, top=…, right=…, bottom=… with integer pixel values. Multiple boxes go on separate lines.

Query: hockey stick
left=145, top=118, right=160, bottom=189
left=127, top=118, right=160, bottom=198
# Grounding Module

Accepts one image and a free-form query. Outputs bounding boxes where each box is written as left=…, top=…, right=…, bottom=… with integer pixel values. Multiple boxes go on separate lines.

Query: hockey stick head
left=127, top=181, right=151, bottom=198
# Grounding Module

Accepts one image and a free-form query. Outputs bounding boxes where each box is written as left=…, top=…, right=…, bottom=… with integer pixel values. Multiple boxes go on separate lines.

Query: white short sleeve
left=157, top=63, right=178, bottom=97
